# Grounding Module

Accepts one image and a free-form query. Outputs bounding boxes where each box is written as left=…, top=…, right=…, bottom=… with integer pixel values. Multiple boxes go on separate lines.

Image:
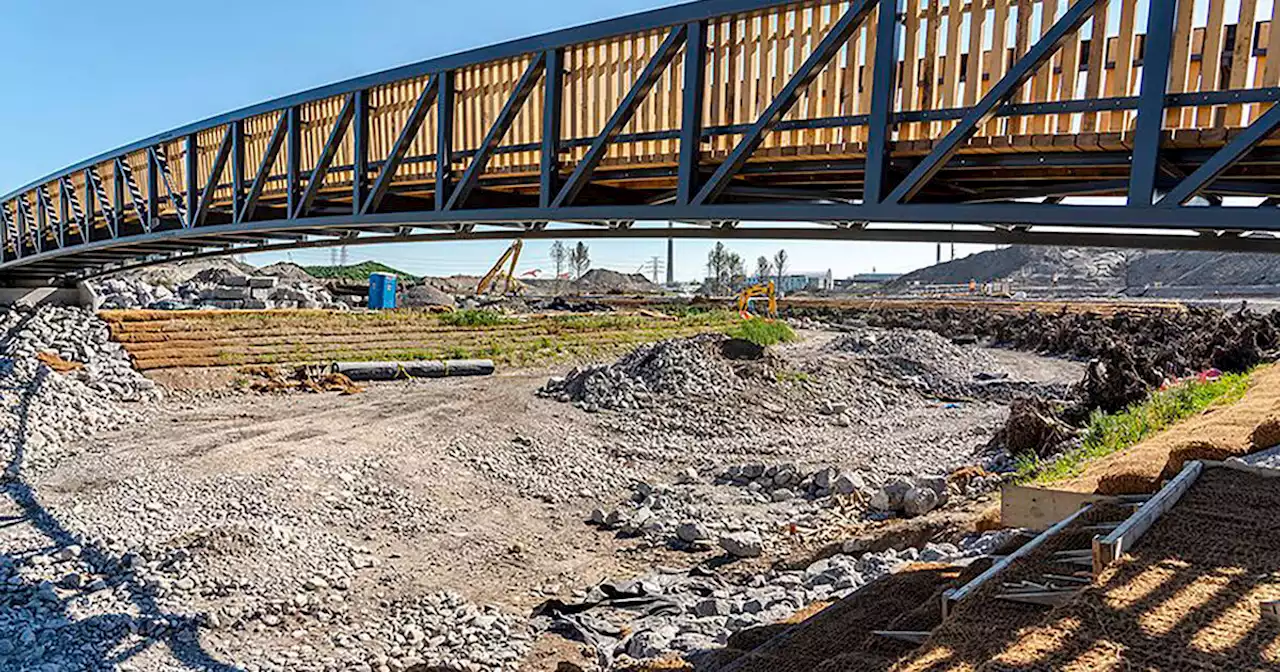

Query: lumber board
left=871, top=630, right=932, bottom=644
left=1000, top=484, right=1115, bottom=531
left=943, top=503, right=1093, bottom=620
left=1092, top=460, right=1203, bottom=578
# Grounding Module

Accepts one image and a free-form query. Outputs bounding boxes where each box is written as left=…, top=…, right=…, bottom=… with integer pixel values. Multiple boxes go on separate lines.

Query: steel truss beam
left=445, top=54, right=547, bottom=210
left=362, top=76, right=439, bottom=215
left=886, top=0, right=1101, bottom=204
left=1160, top=103, right=1280, bottom=207
left=553, top=25, right=687, bottom=207
left=296, top=93, right=357, bottom=218
left=693, top=0, right=879, bottom=205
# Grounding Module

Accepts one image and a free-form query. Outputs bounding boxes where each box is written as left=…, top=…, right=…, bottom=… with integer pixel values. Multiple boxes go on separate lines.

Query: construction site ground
left=8, top=319, right=1083, bottom=671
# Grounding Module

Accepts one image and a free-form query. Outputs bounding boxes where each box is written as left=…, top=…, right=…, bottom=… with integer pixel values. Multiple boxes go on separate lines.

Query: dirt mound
left=573, top=268, right=663, bottom=294
left=402, top=283, right=456, bottom=308
left=256, top=262, right=315, bottom=282
left=891, top=245, right=1280, bottom=290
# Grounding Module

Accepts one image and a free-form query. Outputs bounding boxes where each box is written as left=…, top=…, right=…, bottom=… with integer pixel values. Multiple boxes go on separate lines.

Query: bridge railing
left=6, top=0, right=1280, bottom=277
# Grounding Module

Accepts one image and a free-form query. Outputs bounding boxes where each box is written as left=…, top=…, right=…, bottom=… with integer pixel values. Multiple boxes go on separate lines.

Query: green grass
left=437, top=309, right=516, bottom=328
left=300, top=261, right=420, bottom=282
left=1017, top=371, right=1254, bottom=484
left=726, top=319, right=797, bottom=347
left=776, top=370, right=813, bottom=384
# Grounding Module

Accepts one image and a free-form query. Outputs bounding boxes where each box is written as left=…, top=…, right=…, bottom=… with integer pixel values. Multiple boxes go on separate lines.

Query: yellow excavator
left=476, top=240, right=524, bottom=296
left=736, top=281, right=778, bottom=319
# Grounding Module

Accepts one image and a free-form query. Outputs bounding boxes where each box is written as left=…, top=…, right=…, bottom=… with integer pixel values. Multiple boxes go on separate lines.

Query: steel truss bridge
left=8, top=0, right=1280, bottom=284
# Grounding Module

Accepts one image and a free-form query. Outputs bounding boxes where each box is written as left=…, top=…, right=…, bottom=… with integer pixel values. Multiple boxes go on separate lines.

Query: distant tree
left=707, top=242, right=739, bottom=294
left=550, top=241, right=568, bottom=279
left=754, top=256, right=773, bottom=283
left=773, top=249, right=789, bottom=291
left=570, top=242, right=591, bottom=280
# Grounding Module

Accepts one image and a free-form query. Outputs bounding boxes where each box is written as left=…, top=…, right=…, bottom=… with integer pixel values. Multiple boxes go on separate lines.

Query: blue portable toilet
left=368, top=272, right=398, bottom=309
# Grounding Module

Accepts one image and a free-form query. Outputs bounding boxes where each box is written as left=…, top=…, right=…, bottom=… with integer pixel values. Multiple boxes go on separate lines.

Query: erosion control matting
left=705, top=562, right=992, bottom=672
left=976, top=467, right=1280, bottom=671
left=890, top=504, right=1133, bottom=672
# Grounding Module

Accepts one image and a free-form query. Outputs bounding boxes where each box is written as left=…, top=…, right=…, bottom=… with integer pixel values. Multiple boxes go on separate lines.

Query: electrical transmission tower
left=642, top=256, right=665, bottom=284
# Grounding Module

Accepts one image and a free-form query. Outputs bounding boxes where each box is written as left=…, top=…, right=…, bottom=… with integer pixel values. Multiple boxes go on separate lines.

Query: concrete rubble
left=92, top=268, right=341, bottom=311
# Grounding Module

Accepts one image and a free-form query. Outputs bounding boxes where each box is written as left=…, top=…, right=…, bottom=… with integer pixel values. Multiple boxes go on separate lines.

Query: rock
left=869, top=478, right=913, bottom=512
left=719, top=532, right=763, bottom=558
left=902, top=487, right=940, bottom=517
left=694, top=598, right=732, bottom=617
left=834, top=472, right=865, bottom=495
left=676, top=522, right=709, bottom=543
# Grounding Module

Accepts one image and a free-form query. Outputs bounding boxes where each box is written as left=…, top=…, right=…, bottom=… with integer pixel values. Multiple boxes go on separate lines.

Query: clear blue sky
left=0, top=0, right=991, bottom=280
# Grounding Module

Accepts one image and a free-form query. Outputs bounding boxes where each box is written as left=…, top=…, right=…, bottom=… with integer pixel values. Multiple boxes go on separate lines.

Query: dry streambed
left=2, top=307, right=1082, bottom=671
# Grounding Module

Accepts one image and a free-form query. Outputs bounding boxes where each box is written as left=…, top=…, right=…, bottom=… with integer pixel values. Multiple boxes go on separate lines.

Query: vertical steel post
left=353, top=89, right=369, bottom=215
left=146, top=150, right=159, bottom=230
left=83, top=168, right=95, bottom=239
left=1128, top=0, right=1178, bottom=207
left=541, top=49, right=564, bottom=209
left=185, top=133, right=198, bottom=227
left=677, top=20, right=708, bottom=205
left=864, top=0, right=900, bottom=205
left=436, top=72, right=455, bottom=210
left=113, top=162, right=125, bottom=225
left=286, top=106, right=301, bottom=218
left=232, top=120, right=245, bottom=221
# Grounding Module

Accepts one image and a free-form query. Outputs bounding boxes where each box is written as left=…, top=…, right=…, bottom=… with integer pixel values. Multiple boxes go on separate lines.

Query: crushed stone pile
left=826, top=327, right=1002, bottom=398
left=539, top=334, right=747, bottom=412
left=0, top=306, right=159, bottom=477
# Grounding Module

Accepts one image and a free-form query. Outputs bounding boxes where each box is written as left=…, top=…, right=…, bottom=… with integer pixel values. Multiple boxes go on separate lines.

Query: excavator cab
left=736, top=281, right=778, bottom=319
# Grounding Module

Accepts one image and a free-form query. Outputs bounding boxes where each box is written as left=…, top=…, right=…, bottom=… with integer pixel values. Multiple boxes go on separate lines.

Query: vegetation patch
left=438, top=309, right=516, bottom=328
left=300, top=261, right=420, bottom=282
left=1017, top=371, right=1254, bottom=484
left=727, top=319, right=797, bottom=347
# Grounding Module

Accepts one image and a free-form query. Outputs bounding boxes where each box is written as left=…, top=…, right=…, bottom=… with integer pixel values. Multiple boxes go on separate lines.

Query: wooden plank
left=1001, top=484, right=1114, bottom=531
left=1092, top=460, right=1203, bottom=577
left=1029, top=0, right=1059, bottom=135
left=872, top=630, right=932, bottom=644
left=1054, top=0, right=1082, bottom=133
left=1105, top=0, right=1138, bottom=131
left=996, top=588, right=1081, bottom=607
left=942, top=0, right=966, bottom=114
left=1197, top=0, right=1229, bottom=127
left=857, top=2, right=879, bottom=143
left=1166, top=0, right=1198, bottom=129
left=943, top=503, right=1094, bottom=620
left=921, top=0, right=941, bottom=139
left=984, top=0, right=1010, bottom=136
left=1079, top=0, right=1108, bottom=132
left=1267, top=5, right=1280, bottom=86
left=901, top=0, right=922, bottom=140
left=1009, top=0, right=1032, bottom=134
left=963, top=0, right=986, bottom=109
left=1225, top=0, right=1261, bottom=128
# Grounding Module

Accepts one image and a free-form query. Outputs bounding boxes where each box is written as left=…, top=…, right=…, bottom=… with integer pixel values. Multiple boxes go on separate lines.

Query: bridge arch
left=6, top=0, right=1280, bottom=284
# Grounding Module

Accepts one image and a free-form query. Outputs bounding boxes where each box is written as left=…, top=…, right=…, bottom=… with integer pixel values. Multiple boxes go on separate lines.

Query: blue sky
left=0, top=0, right=992, bottom=280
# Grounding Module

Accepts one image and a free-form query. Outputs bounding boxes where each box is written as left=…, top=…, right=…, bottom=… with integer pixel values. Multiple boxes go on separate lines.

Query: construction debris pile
left=825, top=327, right=1016, bottom=399
left=94, top=268, right=340, bottom=311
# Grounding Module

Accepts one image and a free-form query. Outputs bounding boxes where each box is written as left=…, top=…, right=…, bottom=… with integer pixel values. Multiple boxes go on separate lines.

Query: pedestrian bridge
left=7, top=0, right=1280, bottom=284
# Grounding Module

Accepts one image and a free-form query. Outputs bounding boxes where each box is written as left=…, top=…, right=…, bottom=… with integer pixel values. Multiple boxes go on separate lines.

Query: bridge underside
left=7, top=0, right=1280, bottom=284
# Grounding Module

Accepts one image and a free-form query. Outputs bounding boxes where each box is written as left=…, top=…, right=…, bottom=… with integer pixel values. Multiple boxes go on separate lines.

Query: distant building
left=746, top=271, right=834, bottom=293
left=842, top=272, right=902, bottom=287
